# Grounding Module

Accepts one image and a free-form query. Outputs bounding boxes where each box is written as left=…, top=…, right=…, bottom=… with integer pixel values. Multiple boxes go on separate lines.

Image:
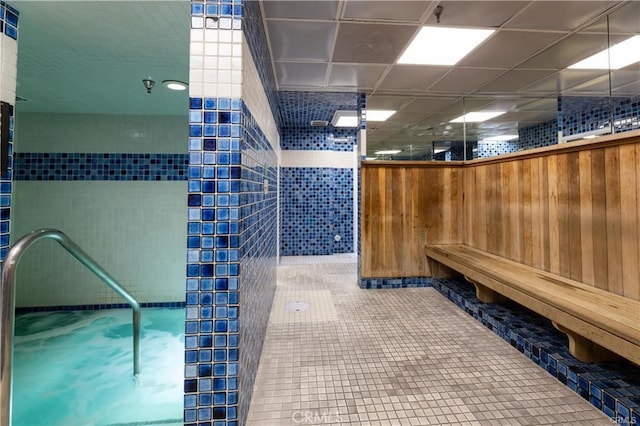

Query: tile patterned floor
left=248, top=256, right=611, bottom=425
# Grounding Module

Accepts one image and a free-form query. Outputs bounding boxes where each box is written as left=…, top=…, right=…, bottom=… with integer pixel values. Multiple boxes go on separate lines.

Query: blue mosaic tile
left=14, top=153, right=188, bottom=181
left=280, top=167, right=353, bottom=256
left=0, top=101, right=13, bottom=263
left=281, top=127, right=357, bottom=151
left=278, top=91, right=359, bottom=128
left=186, top=97, right=277, bottom=426
left=359, top=277, right=436, bottom=289
left=0, top=1, right=19, bottom=40
left=518, top=119, right=557, bottom=151
left=560, top=95, right=640, bottom=137
left=476, top=139, right=519, bottom=158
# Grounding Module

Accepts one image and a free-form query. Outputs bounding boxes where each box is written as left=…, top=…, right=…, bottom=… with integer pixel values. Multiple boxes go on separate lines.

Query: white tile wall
left=280, top=150, right=356, bottom=168
left=189, top=28, right=243, bottom=99
left=242, top=40, right=280, bottom=154
left=0, top=35, right=18, bottom=104
left=14, top=113, right=187, bottom=153
left=12, top=181, right=187, bottom=307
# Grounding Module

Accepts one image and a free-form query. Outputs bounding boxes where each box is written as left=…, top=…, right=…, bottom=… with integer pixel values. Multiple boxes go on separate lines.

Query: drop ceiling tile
left=262, top=1, right=339, bottom=20
left=583, top=1, right=640, bottom=34
left=611, top=68, right=640, bottom=95
left=385, top=111, right=431, bottom=126
left=517, top=33, right=610, bottom=70
left=332, top=23, right=418, bottom=64
left=402, top=97, right=458, bottom=113
left=477, top=70, right=557, bottom=93
left=521, top=69, right=609, bottom=94
left=425, top=1, right=529, bottom=27
left=267, top=21, right=337, bottom=61
left=275, top=62, right=328, bottom=87
left=504, top=1, right=618, bottom=31
left=517, top=98, right=558, bottom=112
left=377, top=65, right=450, bottom=91
left=366, top=95, right=414, bottom=110
left=459, top=30, right=565, bottom=69
left=427, top=68, right=504, bottom=93
left=343, top=1, right=431, bottom=22
left=328, top=64, right=387, bottom=89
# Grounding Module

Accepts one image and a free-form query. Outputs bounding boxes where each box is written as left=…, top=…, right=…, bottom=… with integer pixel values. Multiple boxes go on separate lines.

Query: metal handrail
left=0, top=229, right=141, bottom=426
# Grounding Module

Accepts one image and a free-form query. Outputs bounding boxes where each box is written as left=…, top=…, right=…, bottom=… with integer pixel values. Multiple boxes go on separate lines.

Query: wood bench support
left=465, top=276, right=509, bottom=304
left=552, top=322, right=622, bottom=363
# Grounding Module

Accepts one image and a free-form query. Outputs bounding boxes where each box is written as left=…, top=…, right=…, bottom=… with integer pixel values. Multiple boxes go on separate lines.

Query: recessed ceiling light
left=482, top=134, right=519, bottom=142
left=162, top=80, right=189, bottom=91
left=568, top=35, right=640, bottom=70
left=450, top=111, right=505, bottom=123
left=367, top=110, right=396, bottom=122
left=332, top=110, right=359, bottom=128
left=398, top=26, right=495, bottom=66
left=374, top=150, right=402, bottom=155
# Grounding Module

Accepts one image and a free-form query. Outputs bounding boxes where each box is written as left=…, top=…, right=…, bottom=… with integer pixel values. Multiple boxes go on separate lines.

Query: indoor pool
left=11, top=307, right=184, bottom=426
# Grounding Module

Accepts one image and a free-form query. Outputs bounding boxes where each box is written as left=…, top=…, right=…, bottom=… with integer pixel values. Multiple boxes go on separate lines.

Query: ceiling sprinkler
left=142, top=78, right=155, bottom=94
left=434, top=5, right=443, bottom=23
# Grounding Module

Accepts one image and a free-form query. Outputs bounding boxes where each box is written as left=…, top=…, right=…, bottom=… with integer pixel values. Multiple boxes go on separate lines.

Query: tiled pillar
left=0, top=1, right=18, bottom=262
left=185, top=2, right=278, bottom=425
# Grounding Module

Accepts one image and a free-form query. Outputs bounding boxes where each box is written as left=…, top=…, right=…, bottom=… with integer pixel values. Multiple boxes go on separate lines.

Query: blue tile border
left=14, top=153, right=188, bottom=181
left=16, top=301, right=185, bottom=314
left=359, top=276, right=436, bottom=289
left=0, top=102, right=13, bottom=263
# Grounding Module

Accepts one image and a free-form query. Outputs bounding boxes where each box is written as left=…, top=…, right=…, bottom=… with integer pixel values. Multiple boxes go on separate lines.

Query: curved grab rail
left=0, top=229, right=141, bottom=426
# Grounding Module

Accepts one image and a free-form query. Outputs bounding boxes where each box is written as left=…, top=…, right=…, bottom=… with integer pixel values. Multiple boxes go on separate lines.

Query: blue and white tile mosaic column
left=0, top=1, right=18, bottom=262
left=186, top=2, right=279, bottom=425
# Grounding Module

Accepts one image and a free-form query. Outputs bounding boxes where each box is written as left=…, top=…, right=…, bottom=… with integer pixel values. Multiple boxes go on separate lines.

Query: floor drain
left=285, top=301, right=310, bottom=312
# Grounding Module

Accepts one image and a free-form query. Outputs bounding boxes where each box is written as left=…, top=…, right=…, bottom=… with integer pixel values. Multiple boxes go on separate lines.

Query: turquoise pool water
left=11, top=308, right=184, bottom=426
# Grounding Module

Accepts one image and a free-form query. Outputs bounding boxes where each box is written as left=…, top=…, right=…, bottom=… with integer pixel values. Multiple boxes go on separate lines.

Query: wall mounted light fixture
left=142, top=78, right=155, bottom=94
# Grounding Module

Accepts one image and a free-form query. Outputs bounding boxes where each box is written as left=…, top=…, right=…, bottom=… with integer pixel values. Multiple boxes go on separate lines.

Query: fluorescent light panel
left=482, top=134, right=519, bottom=142
left=367, top=109, right=396, bottom=121
left=374, top=150, right=402, bottom=155
left=569, top=35, right=640, bottom=70
left=398, top=26, right=495, bottom=65
left=450, top=111, right=505, bottom=123
left=332, top=110, right=358, bottom=128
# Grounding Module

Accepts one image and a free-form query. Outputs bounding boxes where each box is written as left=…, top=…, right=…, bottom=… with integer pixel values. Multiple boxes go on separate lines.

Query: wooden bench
left=425, top=244, right=640, bottom=366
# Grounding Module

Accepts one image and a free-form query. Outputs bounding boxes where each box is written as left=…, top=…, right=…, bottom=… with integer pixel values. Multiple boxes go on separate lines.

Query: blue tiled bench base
left=361, top=275, right=640, bottom=424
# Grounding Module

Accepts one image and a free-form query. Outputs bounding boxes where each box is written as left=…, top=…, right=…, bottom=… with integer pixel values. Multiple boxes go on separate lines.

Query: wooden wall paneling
left=591, top=148, right=609, bottom=290
left=530, top=157, right=543, bottom=269
left=541, top=157, right=551, bottom=271
left=556, top=153, right=571, bottom=278
left=386, top=167, right=403, bottom=275
left=619, top=144, right=639, bottom=299
left=464, top=168, right=475, bottom=246
left=477, top=167, right=488, bottom=251
left=488, top=164, right=502, bottom=254
left=567, top=152, right=583, bottom=282
left=409, top=168, right=429, bottom=275
left=578, top=150, right=595, bottom=286
left=547, top=155, right=561, bottom=274
left=521, top=159, right=533, bottom=266
left=604, top=147, right=624, bottom=295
